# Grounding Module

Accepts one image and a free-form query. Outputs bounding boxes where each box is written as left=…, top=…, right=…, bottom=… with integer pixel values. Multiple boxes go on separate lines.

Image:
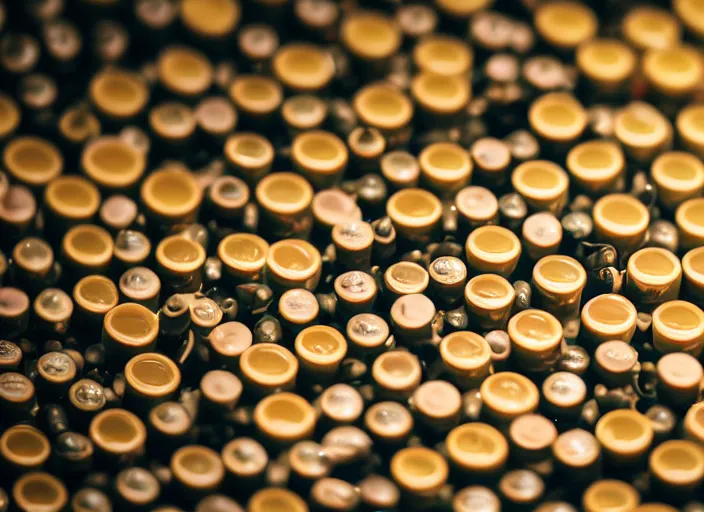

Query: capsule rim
left=239, top=342, right=298, bottom=388
left=89, top=408, right=147, bottom=455
left=170, top=444, right=225, bottom=490
left=12, top=472, right=68, bottom=512
left=3, top=136, right=63, bottom=186
left=157, top=46, right=213, bottom=97
left=295, top=325, right=348, bottom=366
left=253, top=392, right=316, bottom=442
left=390, top=446, right=448, bottom=492
left=62, top=224, right=114, bottom=268
left=446, top=422, right=509, bottom=472
left=44, top=176, right=101, bottom=220
left=272, top=43, right=335, bottom=92
left=104, top=302, right=159, bottom=347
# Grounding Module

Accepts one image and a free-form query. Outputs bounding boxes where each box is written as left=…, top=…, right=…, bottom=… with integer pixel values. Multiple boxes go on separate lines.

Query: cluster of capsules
left=3, top=0, right=704, bottom=511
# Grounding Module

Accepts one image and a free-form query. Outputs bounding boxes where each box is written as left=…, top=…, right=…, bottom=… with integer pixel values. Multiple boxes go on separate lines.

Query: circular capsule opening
left=90, top=69, right=149, bottom=118
left=510, top=414, right=558, bottom=453
left=652, top=152, right=704, bottom=189
left=623, top=7, right=680, bottom=50
left=248, top=489, right=308, bottom=512
left=171, top=445, right=224, bottom=489
left=292, top=131, right=348, bottom=174
left=4, top=137, right=62, bottom=186
left=73, top=275, right=118, bottom=314
left=254, top=393, right=315, bottom=441
left=385, top=262, right=429, bottom=295
left=229, top=75, right=283, bottom=115
left=650, top=440, right=704, bottom=486
left=683, top=247, right=704, bottom=286
left=372, top=351, right=421, bottom=391
left=529, top=93, right=587, bottom=141
left=0, top=425, right=50, bottom=467
left=365, top=402, right=413, bottom=440
left=466, top=274, right=514, bottom=306
left=209, top=176, right=249, bottom=212
left=446, top=423, right=508, bottom=472
left=240, top=343, right=297, bottom=387
left=567, top=141, right=624, bottom=187
left=181, top=0, right=240, bottom=38
left=577, top=39, right=636, bottom=84
left=595, top=410, right=653, bottom=457
left=677, top=104, right=704, bottom=146
left=267, top=239, right=320, bottom=278
left=628, top=248, right=681, bottom=285
left=218, top=233, right=268, bottom=271
left=353, top=84, right=413, bottom=130
left=420, top=143, right=472, bottom=181
left=387, top=188, right=442, bottom=228
left=582, top=293, right=637, bottom=332
left=347, top=313, right=390, bottom=350
left=615, top=103, right=671, bottom=147
left=34, top=289, right=73, bottom=323
left=391, top=447, right=448, bottom=492
left=509, top=310, right=563, bottom=350
left=295, top=326, right=347, bottom=365
left=411, top=73, right=469, bottom=114
left=90, top=409, right=146, bottom=454
left=149, top=102, right=196, bottom=140
left=104, top=303, right=158, bottom=346
left=413, top=35, right=471, bottom=76
left=440, top=331, right=491, bottom=371
left=125, top=353, right=180, bottom=396
left=643, top=47, right=703, bottom=95
left=141, top=169, right=202, bottom=219
left=158, top=46, right=213, bottom=96
left=583, top=480, right=640, bottom=512
left=45, top=176, right=100, bottom=220
left=512, top=161, right=568, bottom=201
left=534, top=1, right=598, bottom=49
left=156, top=236, right=206, bottom=273
left=533, top=255, right=586, bottom=293
left=282, top=95, right=327, bottom=130
left=62, top=225, right=113, bottom=268
left=594, top=194, right=650, bottom=235
left=13, top=473, right=68, bottom=512
left=225, top=133, right=274, bottom=170
left=273, top=44, right=334, bottom=91
left=0, top=185, right=36, bottom=226
left=341, top=12, right=400, bottom=60
left=685, top=403, right=704, bottom=443
left=221, top=437, right=268, bottom=478
left=678, top=198, right=704, bottom=237
left=480, top=372, right=539, bottom=418
left=653, top=300, right=704, bottom=339
left=149, top=402, right=191, bottom=437
left=543, top=372, right=587, bottom=408
left=468, top=226, right=521, bottom=263
left=256, top=172, right=313, bottom=215
left=82, top=137, right=145, bottom=189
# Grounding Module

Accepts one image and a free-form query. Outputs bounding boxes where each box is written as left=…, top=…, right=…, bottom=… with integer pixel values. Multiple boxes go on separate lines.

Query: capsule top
left=567, top=140, right=625, bottom=190
left=73, top=275, right=119, bottom=315
left=677, top=103, right=704, bottom=153
left=341, top=11, right=401, bottom=61
left=291, top=130, right=348, bottom=177
left=0, top=425, right=50, bottom=469
left=13, top=237, right=54, bottom=275
left=248, top=488, right=308, bottom=512
left=652, top=300, right=704, bottom=344
left=266, top=239, right=321, bottom=283
left=465, top=273, right=514, bottom=309
left=12, top=472, right=68, bottom=512
left=282, top=95, right=328, bottom=132
left=44, top=176, right=100, bottom=221
left=253, top=392, right=316, bottom=443
left=553, top=428, right=601, bottom=468
left=3, top=136, right=63, bottom=187
left=0, top=93, right=20, bottom=139
left=412, top=380, right=461, bottom=421
left=82, top=136, right=146, bottom=189
left=295, top=325, right=348, bottom=367
left=62, top=224, right=114, bottom=268
left=582, top=480, right=640, bottom=512
left=623, top=6, right=681, bottom=51
left=466, top=226, right=522, bottom=268
left=576, top=39, right=636, bottom=86
left=229, top=75, right=283, bottom=116
left=683, top=246, right=704, bottom=289
left=595, top=409, right=653, bottom=459
left=158, top=46, right=213, bottom=97
left=533, top=255, right=586, bottom=294
left=643, top=46, right=703, bottom=97
left=677, top=197, right=704, bottom=240
left=413, top=35, right=472, bottom=76
left=614, top=102, right=672, bottom=150
left=125, top=352, right=180, bottom=397
left=89, top=408, right=147, bottom=455
left=239, top=343, right=298, bottom=389
left=534, top=1, right=598, bottom=49
left=346, top=313, right=390, bottom=351
left=391, top=446, right=448, bottom=493
left=455, top=186, right=499, bottom=223
left=141, top=168, right=203, bottom=220
left=89, top=69, right=149, bottom=119
left=225, top=133, right=274, bottom=173
left=218, top=233, right=268, bottom=274
left=649, top=439, right=704, bottom=487
left=651, top=152, right=704, bottom=199
left=387, top=188, right=442, bottom=230
left=529, top=93, right=587, bottom=142
left=582, top=293, right=637, bottom=338
left=312, top=189, right=362, bottom=228
left=510, top=414, right=558, bottom=454
left=594, top=340, right=637, bottom=376
left=446, top=422, right=509, bottom=473
left=353, top=84, right=413, bottom=131
left=171, top=445, right=224, bottom=491
left=508, top=309, right=563, bottom=353
left=480, top=372, right=539, bottom=419
left=411, top=72, right=471, bottom=115
left=221, top=437, right=268, bottom=479
left=256, top=172, right=313, bottom=216
left=593, top=193, right=650, bottom=237
left=149, top=402, right=191, bottom=437
left=180, top=0, right=240, bottom=39
left=100, top=195, right=138, bottom=234
left=156, top=236, right=206, bottom=275
left=628, top=247, right=682, bottom=287
left=104, top=302, right=159, bottom=347
left=273, top=44, right=334, bottom=92
left=372, top=351, right=422, bottom=392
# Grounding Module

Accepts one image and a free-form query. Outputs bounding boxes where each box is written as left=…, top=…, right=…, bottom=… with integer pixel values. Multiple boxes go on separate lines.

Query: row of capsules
left=0, top=0, right=704, bottom=511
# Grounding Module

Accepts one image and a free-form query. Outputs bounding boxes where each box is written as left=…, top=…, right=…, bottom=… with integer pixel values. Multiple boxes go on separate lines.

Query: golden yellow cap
left=535, top=1, right=598, bottom=49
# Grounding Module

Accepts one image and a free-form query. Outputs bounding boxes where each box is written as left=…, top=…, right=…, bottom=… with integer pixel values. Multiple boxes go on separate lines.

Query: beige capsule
left=656, top=352, right=702, bottom=409
left=381, top=150, right=420, bottom=190
left=576, top=38, right=636, bottom=94
left=0, top=93, right=20, bottom=142
left=291, top=130, right=348, bottom=189
left=614, top=102, right=672, bottom=163
left=229, top=75, right=283, bottom=125
left=509, top=414, right=557, bottom=464
left=44, top=176, right=101, bottom=229
left=346, top=313, right=390, bottom=359
left=522, top=212, right=563, bottom=260
left=332, top=221, right=374, bottom=271
left=12, top=472, right=68, bottom=512
left=311, top=188, right=362, bottom=232
left=553, top=428, right=601, bottom=483
left=256, top=172, right=314, bottom=240
left=439, top=331, right=492, bottom=390
left=102, top=302, right=159, bottom=366
left=295, top=325, right=348, bottom=379
left=507, top=309, right=563, bottom=373
left=364, top=401, right=413, bottom=446
left=141, top=168, right=202, bottom=227
left=390, top=293, right=436, bottom=346
left=248, top=488, right=308, bottom=512
left=157, top=46, right=213, bottom=99
left=581, top=294, right=637, bottom=347
left=593, top=193, right=650, bottom=254
left=207, top=176, right=249, bottom=221
left=593, top=340, right=638, bottom=388
left=418, top=142, right=472, bottom=198
left=12, top=237, right=53, bottom=280
left=470, top=138, right=512, bottom=189
left=428, top=256, right=467, bottom=306
left=582, top=479, right=640, bottom=512
left=512, top=160, right=569, bottom=215
left=534, top=1, right=598, bottom=50
left=253, top=392, right=316, bottom=446
left=73, top=275, right=118, bottom=330
left=411, top=72, right=471, bottom=126
left=454, top=186, right=499, bottom=232
left=390, top=446, right=448, bottom=497
left=282, top=95, right=327, bottom=136
left=625, top=247, right=681, bottom=310
left=595, top=409, right=653, bottom=466
left=446, top=422, right=508, bottom=477
left=272, top=43, right=334, bottom=93
left=180, top=0, right=240, bottom=41
left=89, top=68, right=149, bottom=122
left=317, top=384, right=364, bottom=426
left=542, top=372, right=587, bottom=420
left=413, top=34, right=472, bottom=76
left=622, top=6, right=681, bottom=51
left=383, top=261, right=429, bottom=300
left=155, top=235, right=206, bottom=294
left=217, top=233, right=268, bottom=284
left=532, top=255, right=586, bottom=321
left=171, top=445, right=224, bottom=497
left=682, top=246, right=704, bottom=306
left=649, top=439, right=704, bottom=493
left=566, top=140, right=625, bottom=195
left=119, top=267, right=161, bottom=312
left=464, top=274, right=515, bottom=331
left=480, top=372, right=540, bottom=422
left=341, top=11, right=401, bottom=64
left=200, top=370, right=242, bottom=414
left=89, top=408, right=146, bottom=463
left=651, top=152, right=704, bottom=210
left=239, top=343, right=298, bottom=396
left=0, top=425, right=50, bottom=472
left=411, top=380, right=462, bottom=432
left=453, top=486, right=500, bottom=512
left=528, top=93, right=587, bottom=152
left=386, top=188, right=442, bottom=245
left=278, top=288, right=318, bottom=333
left=334, top=271, right=378, bottom=318
left=353, top=83, right=413, bottom=147
left=265, top=238, right=321, bottom=293
left=124, top=352, right=180, bottom=410
left=208, top=322, right=252, bottom=370
left=677, top=104, right=704, bottom=159
left=465, top=225, right=521, bottom=278
left=676, top=197, right=704, bottom=251
left=643, top=45, right=703, bottom=99
left=221, top=437, right=268, bottom=486
left=652, top=300, right=704, bottom=356
left=224, top=133, right=274, bottom=186
left=62, top=224, right=114, bottom=278
left=82, top=136, right=146, bottom=190
left=684, top=402, right=704, bottom=445
left=372, top=351, right=422, bottom=401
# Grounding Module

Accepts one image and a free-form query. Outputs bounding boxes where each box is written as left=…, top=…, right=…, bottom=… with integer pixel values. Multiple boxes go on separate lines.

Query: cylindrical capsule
left=73, top=275, right=119, bottom=335
left=253, top=392, right=316, bottom=447
left=566, top=141, right=625, bottom=196
left=595, top=409, right=653, bottom=467
left=291, top=130, right=348, bottom=190
left=580, top=294, right=637, bottom=347
left=265, top=239, right=321, bottom=294
left=466, top=225, right=521, bottom=277
left=507, top=309, right=563, bottom=373
left=372, top=350, right=422, bottom=401
left=12, top=472, right=68, bottom=512
left=625, top=248, right=682, bottom=310
left=652, top=300, right=704, bottom=356
left=102, top=303, right=159, bottom=369
left=155, top=235, right=206, bottom=295
left=170, top=445, right=224, bottom=499
left=89, top=408, right=147, bottom=465
left=294, top=325, right=348, bottom=380
left=239, top=343, right=298, bottom=396
left=464, top=274, right=515, bottom=331
left=439, top=331, right=492, bottom=390
left=446, top=422, right=508, bottom=480
left=582, top=479, right=640, bottom=512
left=532, top=255, right=587, bottom=321
left=255, top=173, right=314, bottom=241
left=480, top=372, right=540, bottom=423
left=593, top=194, right=650, bottom=255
